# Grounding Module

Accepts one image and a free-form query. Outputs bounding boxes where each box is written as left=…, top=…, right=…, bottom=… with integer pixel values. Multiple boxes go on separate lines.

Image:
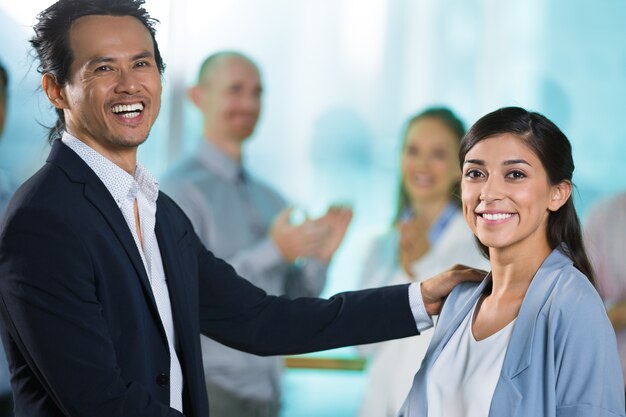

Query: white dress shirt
left=62, top=132, right=184, bottom=412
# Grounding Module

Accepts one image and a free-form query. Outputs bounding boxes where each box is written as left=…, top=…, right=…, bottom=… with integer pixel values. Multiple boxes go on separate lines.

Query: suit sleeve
left=0, top=207, right=182, bottom=417
left=192, top=229, right=420, bottom=356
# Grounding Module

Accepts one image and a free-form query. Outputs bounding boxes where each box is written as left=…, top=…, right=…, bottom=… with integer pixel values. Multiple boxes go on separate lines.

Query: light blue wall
left=1, top=1, right=625, bottom=416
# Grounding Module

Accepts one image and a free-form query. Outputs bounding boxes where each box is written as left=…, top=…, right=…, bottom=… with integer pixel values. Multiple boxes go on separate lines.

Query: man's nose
left=115, top=69, right=141, bottom=94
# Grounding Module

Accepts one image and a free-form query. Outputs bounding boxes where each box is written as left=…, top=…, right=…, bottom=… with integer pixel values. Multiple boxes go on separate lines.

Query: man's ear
left=548, top=180, right=573, bottom=212
left=187, top=85, right=204, bottom=109
left=42, top=73, right=67, bottom=109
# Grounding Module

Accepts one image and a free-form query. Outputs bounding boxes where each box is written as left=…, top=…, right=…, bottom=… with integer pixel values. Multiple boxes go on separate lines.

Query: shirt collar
left=197, top=140, right=242, bottom=183
left=61, top=132, right=159, bottom=206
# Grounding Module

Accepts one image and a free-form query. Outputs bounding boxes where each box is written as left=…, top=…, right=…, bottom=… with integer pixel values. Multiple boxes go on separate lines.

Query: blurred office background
left=1, top=0, right=625, bottom=415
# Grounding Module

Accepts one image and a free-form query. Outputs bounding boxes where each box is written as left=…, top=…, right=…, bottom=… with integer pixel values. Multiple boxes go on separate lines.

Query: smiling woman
left=397, top=107, right=624, bottom=417
left=461, top=133, right=570, bottom=262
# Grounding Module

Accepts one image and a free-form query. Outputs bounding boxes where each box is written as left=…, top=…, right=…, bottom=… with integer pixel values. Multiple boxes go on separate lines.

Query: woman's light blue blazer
left=399, top=247, right=625, bottom=417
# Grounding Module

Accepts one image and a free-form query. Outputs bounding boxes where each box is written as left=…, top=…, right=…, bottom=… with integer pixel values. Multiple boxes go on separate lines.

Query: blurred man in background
left=162, top=51, right=352, bottom=417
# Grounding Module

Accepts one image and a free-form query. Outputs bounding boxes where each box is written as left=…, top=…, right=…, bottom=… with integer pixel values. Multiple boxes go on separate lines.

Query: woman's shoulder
left=439, top=279, right=484, bottom=319
left=541, top=261, right=608, bottom=329
left=549, top=262, right=601, bottom=305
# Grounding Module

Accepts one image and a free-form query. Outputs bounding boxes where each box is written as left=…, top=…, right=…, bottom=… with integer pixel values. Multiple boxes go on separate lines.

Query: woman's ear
left=42, top=73, right=67, bottom=109
left=548, top=180, right=573, bottom=212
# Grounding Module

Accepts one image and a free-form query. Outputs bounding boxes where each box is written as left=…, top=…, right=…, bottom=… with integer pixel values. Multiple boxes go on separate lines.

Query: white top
left=62, top=133, right=184, bottom=412
left=426, top=299, right=516, bottom=417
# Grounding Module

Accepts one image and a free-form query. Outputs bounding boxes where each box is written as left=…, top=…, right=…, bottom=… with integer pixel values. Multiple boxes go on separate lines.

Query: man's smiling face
left=56, top=14, right=162, bottom=155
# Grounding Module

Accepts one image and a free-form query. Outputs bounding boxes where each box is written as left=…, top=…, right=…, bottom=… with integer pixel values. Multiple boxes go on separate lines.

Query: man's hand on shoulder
left=421, top=264, right=487, bottom=316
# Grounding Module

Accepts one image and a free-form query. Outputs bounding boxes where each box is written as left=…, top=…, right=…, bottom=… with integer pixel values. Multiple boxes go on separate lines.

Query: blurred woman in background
left=358, top=107, right=488, bottom=417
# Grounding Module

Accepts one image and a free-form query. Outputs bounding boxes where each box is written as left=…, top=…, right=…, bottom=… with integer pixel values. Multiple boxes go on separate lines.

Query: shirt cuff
left=408, top=282, right=434, bottom=332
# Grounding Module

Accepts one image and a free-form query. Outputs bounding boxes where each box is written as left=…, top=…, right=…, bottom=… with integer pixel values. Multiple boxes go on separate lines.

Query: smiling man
left=44, top=14, right=160, bottom=172
left=0, top=1, right=483, bottom=417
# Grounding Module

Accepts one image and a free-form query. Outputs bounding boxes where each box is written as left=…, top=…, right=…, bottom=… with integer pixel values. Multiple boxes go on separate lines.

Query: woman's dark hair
left=29, top=0, right=165, bottom=143
left=459, top=106, right=595, bottom=285
left=393, top=107, right=465, bottom=224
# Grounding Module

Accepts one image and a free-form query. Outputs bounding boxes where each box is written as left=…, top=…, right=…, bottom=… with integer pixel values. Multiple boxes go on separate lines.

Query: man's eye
left=95, top=65, right=111, bottom=72
left=135, top=61, right=149, bottom=68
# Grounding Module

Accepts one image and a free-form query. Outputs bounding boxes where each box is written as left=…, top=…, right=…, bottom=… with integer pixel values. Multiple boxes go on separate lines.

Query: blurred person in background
left=0, top=59, right=15, bottom=417
left=357, top=107, right=488, bottom=417
left=161, top=51, right=352, bottom=417
left=585, top=191, right=626, bottom=402
left=0, top=61, right=17, bottom=216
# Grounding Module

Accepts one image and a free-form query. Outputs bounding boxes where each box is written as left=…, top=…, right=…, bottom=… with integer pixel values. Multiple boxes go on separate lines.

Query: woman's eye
left=403, top=146, right=418, bottom=157
left=464, top=169, right=483, bottom=179
left=506, top=170, right=526, bottom=179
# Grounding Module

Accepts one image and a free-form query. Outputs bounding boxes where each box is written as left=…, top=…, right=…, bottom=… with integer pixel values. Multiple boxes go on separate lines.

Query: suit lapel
left=47, top=140, right=160, bottom=317
left=154, top=199, right=191, bottom=342
left=154, top=199, right=203, bottom=411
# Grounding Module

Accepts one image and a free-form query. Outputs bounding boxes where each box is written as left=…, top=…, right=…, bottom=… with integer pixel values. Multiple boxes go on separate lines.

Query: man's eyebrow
left=132, top=51, right=155, bottom=61
left=86, top=51, right=154, bottom=67
left=86, top=56, right=116, bottom=67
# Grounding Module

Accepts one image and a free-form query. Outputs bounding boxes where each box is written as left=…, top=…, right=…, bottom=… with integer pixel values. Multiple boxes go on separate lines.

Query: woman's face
left=461, top=134, right=569, bottom=254
left=400, top=117, right=461, bottom=205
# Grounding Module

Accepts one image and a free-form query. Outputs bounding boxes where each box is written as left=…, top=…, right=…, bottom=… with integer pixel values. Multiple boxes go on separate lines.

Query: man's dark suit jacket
left=0, top=141, right=418, bottom=417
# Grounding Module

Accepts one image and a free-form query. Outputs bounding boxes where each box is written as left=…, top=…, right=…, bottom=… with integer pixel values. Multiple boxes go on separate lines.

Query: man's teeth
left=482, top=213, right=512, bottom=221
left=112, top=103, right=144, bottom=114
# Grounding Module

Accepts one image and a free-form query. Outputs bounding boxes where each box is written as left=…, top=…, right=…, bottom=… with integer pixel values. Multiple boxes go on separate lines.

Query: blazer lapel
left=499, top=248, right=570, bottom=378
left=490, top=248, right=572, bottom=415
left=46, top=141, right=160, bottom=316
left=154, top=199, right=191, bottom=342
left=154, top=200, right=204, bottom=411
left=489, top=377, right=522, bottom=417
left=407, top=277, right=491, bottom=415
left=427, top=277, right=491, bottom=361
